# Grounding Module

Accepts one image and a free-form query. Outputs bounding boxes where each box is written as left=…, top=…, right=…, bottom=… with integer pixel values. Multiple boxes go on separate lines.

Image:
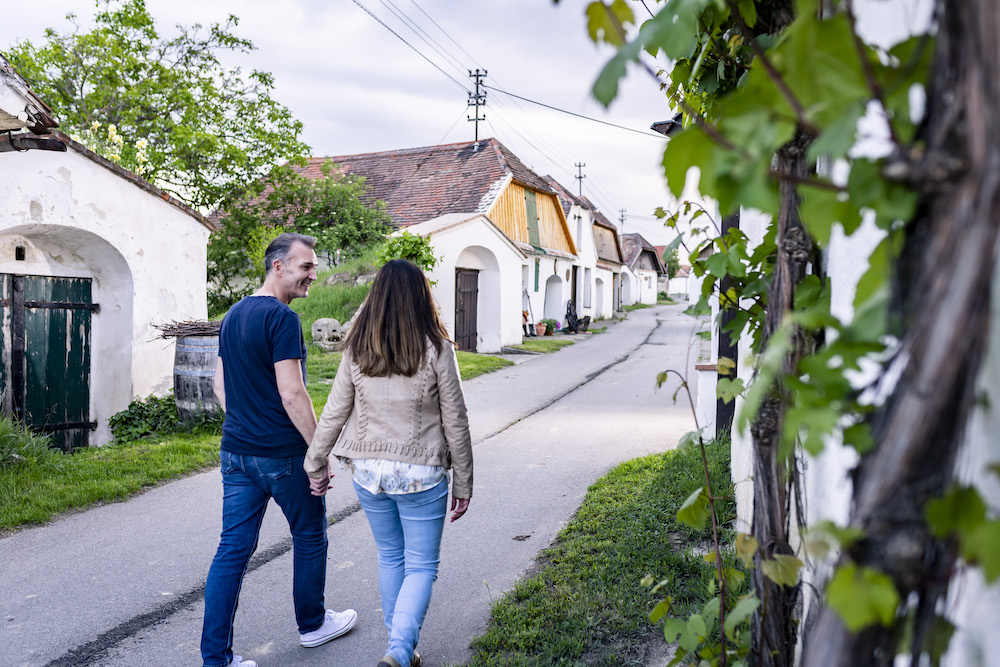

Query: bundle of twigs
left=155, top=320, right=222, bottom=338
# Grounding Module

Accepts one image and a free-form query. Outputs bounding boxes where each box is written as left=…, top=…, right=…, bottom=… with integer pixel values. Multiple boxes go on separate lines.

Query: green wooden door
left=5, top=275, right=96, bottom=450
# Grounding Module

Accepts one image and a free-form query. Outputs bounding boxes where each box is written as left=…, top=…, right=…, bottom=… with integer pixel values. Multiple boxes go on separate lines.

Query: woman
left=305, top=259, right=473, bottom=667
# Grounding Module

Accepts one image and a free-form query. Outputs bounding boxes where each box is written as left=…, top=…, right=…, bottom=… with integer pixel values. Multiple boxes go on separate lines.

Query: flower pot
left=534, top=322, right=547, bottom=336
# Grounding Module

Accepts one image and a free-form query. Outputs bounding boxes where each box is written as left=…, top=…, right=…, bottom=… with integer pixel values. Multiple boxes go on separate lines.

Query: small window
left=15, top=246, right=26, bottom=261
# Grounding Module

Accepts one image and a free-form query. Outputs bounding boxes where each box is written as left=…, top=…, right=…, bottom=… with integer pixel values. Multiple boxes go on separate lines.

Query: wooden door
left=1, top=274, right=96, bottom=450
left=455, top=270, right=479, bottom=352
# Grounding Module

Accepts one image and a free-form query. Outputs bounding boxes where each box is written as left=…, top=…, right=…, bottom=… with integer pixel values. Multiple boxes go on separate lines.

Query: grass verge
left=0, top=432, right=221, bottom=531
left=460, top=439, right=735, bottom=666
left=510, top=338, right=575, bottom=354
left=623, top=302, right=653, bottom=312
left=456, top=351, right=514, bottom=380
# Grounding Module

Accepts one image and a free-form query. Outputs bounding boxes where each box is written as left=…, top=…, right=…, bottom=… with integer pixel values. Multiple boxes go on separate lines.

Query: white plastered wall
left=594, top=266, right=619, bottom=319
left=420, top=216, right=525, bottom=353
left=523, top=255, right=570, bottom=326
left=0, top=146, right=210, bottom=444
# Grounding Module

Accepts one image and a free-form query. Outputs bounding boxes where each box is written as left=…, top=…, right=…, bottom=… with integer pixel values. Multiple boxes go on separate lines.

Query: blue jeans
left=355, top=479, right=449, bottom=667
left=201, top=451, right=328, bottom=667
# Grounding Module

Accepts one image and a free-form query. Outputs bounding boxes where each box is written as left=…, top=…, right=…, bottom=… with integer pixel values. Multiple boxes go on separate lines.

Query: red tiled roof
left=301, top=138, right=554, bottom=228
left=542, top=175, right=585, bottom=216
left=622, top=232, right=666, bottom=274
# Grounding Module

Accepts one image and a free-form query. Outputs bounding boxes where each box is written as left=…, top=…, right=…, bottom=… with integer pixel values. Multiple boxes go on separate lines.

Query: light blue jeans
left=354, top=478, right=449, bottom=667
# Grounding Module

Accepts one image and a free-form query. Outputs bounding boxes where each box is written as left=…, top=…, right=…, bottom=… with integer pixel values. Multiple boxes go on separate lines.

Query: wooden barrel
left=173, top=335, right=222, bottom=422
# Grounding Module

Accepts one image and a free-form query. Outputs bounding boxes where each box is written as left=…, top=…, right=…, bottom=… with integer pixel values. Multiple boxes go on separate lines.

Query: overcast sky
left=0, top=0, right=680, bottom=244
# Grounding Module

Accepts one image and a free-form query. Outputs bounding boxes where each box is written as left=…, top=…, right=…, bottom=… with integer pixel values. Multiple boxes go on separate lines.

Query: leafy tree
left=663, top=247, right=680, bottom=281
left=259, top=161, right=393, bottom=262
left=207, top=162, right=391, bottom=314
left=584, top=0, right=1000, bottom=665
left=375, top=230, right=440, bottom=273
left=4, top=0, right=308, bottom=210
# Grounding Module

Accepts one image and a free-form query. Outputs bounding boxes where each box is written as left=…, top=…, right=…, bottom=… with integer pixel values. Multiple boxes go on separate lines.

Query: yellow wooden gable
left=487, top=181, right=578, bottom=256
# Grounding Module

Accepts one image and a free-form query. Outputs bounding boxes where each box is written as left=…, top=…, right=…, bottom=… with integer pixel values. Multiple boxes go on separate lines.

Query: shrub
left=375, top=231, right=440, bottom=272
left=108, top=393, right=223, bottom=443
left=540, top=318, right=559, bottom=334
left=108, top=394, right=182, bottom=442
left=0, top=416, right=63, bottom=470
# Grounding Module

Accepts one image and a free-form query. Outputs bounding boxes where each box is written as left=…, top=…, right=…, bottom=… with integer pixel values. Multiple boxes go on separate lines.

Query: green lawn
left=0, top=432, right=221, bottom=531
left=623, top=302, right=652, bottom=312
left=456, top=351, right=514, bottom=379
left=509, top=338, right=575, bottom=353
left=459, top=440, right=737, bottom=666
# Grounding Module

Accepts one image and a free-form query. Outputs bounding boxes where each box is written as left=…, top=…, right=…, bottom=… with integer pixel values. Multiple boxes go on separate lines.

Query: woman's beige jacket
left=305, top=342, right=473, bottom=499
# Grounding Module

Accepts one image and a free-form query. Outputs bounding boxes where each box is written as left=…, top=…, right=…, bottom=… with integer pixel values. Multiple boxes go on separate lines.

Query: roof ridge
left=311, top=137, right=499, bottom=163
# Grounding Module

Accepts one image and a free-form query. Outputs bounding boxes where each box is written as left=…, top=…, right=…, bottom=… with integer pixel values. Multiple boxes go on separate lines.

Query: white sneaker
left=229, top=656, right=257, bottom=667
left=299, top=608, right=358, bottom=647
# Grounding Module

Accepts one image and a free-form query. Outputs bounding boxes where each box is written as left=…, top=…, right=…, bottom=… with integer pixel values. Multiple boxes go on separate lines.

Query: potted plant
left=541, top=318, right=559, bottom=335
left=534, top=321, right=547, bottom=336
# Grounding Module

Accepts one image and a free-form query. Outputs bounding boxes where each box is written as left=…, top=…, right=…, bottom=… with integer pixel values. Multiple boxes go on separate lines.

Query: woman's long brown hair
left=344, top=259, right=451, bottom=377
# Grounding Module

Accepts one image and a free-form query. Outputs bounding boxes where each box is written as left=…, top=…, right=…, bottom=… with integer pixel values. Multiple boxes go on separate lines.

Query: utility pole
left=619, top=209, right=627, bottom=234
left=574, top=162, right=586, bottom=197
left=467, top=69, right=487, bottom=142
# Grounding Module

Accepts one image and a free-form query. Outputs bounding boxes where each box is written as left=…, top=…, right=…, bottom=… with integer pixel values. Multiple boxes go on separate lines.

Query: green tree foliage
left=375, top=230, right=440, bottom=273
left=207, top=162, right=391, bottom=314
left=663, top=247, right=681, bottom=281
left=5, top=0, right=308, bottom=210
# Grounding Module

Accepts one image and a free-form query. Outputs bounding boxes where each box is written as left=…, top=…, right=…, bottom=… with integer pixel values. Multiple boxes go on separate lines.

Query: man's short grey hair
left=264, top=233, right=316, bottom=274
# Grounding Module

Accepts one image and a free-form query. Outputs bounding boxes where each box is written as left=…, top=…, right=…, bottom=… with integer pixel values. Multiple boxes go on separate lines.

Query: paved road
left=0, top=304, right=702, bottom=667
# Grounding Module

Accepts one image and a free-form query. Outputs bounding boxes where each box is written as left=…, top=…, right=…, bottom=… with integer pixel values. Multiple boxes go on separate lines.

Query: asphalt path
left=0, top=303, right=702, bottom=667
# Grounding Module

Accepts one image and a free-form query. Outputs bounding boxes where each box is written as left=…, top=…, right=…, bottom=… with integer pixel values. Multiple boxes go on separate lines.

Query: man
left=202, top=233, right=356, bottom=667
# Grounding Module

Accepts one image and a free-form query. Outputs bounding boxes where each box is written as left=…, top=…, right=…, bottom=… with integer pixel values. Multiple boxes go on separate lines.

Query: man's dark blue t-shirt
left=219, top=296, right=308, bottom=458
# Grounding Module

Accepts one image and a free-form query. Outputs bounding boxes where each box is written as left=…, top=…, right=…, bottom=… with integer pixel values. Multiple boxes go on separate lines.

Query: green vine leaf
left=826, top=563, right=901, bottom=631
left=676, top=430, right=701, bottom=455
left=843, top=422, right=876, bottom=454
left=736, top=533, right=759, bottom=568
left=738, top=322, right=794, bottom=434
left=717, top=356, right=737, bottom=376
left=677, top=486, right=710, bottom=531
left=724, top=595, right=761, bottom=635
left=926, top=486, right=987, bottom=539
left=717, top=377, right=744, bottom=404
left=585, top=1, right=634, bottom=46
left=650, top=597, right=672, bottom=623
left=761, top=554, right=804, bottom=588
left=961, top=520, right=1000, bottom=583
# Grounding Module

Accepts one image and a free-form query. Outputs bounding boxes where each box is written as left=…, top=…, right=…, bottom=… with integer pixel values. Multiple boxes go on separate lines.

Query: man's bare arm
left=275, top=358, right=318, bottom=444
left=213, top=357, right=226, bottom=413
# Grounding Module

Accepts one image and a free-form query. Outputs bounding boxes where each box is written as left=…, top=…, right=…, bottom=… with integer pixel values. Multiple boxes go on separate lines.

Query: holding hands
left=309, top=464, right=333, bottom=497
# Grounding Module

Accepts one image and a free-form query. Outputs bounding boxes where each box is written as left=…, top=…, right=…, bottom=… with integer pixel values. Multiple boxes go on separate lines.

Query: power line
left=349, top=0, right=469, bottom=92
left=483, top=84, right=665, bottom=139
left=407, top=0, right=482, bottom=68
left=402, top=2, right=584, bottom=165
left=378, top=0, right=468, bottom=78
left=436, top=104, right=470, bottom=145
left=351, top=0, right=645, bottom=218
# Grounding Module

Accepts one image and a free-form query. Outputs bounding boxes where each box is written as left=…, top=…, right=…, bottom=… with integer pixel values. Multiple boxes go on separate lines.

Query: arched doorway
left=543, top=274, right=563, bottom=321
left=455, top=246, right=501, bottom=352
left=0, top=225, right=134, bottom=447
left=595, top=278, right=605, bottom=319
left=621, top=272, right=633, bottom=305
